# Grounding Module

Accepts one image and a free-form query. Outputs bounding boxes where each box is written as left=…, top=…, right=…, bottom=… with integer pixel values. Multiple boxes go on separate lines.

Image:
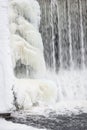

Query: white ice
left=14, top=78, right=58, bottom=109
left=9, top=0, right=46, bottom=76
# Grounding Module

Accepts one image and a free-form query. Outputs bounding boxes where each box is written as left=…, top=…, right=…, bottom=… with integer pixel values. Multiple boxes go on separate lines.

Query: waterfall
left=36, top=0, right=87, bottom=102
left=79, top=0, right=85, bottom=68
left=38, top=0, right=87, bottom=71
left=50, top=0, right=56, bottom=71
left=8, top=0, right=87, bottom=110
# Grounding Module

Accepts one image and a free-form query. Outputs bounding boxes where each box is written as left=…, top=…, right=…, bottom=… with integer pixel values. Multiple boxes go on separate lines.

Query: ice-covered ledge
left=0, top=0, right=14, bottom=112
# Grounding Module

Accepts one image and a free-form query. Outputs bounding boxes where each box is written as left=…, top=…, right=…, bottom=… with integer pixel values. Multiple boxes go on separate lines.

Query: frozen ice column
left=9, top=0, right=46, bottom=78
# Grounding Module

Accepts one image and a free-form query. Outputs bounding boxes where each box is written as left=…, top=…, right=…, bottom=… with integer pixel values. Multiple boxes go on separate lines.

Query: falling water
left=67, top=0, right=73, bottom=68
left=79, top=0, right=85, bottom=68
left=35, top=0, right=87, bottom=102
left=38, top=0, right=87, bottom=71
left=50, top=0, right=56, bottom=71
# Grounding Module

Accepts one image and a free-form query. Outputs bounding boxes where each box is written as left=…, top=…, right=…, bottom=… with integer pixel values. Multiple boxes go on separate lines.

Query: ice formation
left=14, top=79, right=58, bottom=109
left=9, top=0, right=58, bottom=110
left=9, top=0, right=41, bottom=29
left=11, top=34, right=46, bottom=74
left=9, top=0, right=46, bottom=76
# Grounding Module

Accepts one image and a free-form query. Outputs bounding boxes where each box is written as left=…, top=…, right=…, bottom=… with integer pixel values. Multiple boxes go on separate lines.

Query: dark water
left=6, top=111, right=87, bottom=130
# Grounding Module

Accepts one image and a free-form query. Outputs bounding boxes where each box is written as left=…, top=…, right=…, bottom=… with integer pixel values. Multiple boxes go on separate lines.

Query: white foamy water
left=56, top=69, right=87, bottom=101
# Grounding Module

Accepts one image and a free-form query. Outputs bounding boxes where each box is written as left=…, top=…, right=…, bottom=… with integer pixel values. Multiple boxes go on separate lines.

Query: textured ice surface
left=14, top=79, right=58, bottom=109
left=9, top=0, right=46, bottom=76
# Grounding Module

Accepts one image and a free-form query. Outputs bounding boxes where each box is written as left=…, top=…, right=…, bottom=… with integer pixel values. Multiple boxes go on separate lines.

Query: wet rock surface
left=6, top=111, right=87, bottom=130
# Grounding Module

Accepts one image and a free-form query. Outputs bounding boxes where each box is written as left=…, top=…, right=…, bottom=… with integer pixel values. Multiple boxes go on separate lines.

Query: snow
left=0, top=45, right=14, bottom=112
left=0, top=0, right=14, bottom=112
left=0, top=118, right=46, bottom=130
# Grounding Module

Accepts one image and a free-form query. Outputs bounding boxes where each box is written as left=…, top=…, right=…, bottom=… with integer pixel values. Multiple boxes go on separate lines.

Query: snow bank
left=0, top=0, right=14, bottom=112
left=0, top=45, right=14, bottom=111
left=54, top=100, right=87, bottom=115
left=14, top=79, right=58, bottom=109
left=0, top=118, right=45, bottom=130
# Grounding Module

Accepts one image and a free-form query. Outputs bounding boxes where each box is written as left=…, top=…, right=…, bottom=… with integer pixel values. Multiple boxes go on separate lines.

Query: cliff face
left=37, top=0, right=87, bottom=71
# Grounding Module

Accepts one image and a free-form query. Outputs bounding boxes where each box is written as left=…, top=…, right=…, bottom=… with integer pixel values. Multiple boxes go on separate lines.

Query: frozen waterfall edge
left=9, top=0, right=58, bottom=110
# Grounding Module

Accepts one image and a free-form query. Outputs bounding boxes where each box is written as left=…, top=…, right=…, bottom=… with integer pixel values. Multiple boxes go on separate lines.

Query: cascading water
left=38, top=0, right=87, bottom=70
left=37, top=0, right=87, bottom=102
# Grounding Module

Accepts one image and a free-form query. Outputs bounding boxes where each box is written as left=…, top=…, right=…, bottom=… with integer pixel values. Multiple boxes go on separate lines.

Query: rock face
left=0, top=0, right=14, bottom=112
